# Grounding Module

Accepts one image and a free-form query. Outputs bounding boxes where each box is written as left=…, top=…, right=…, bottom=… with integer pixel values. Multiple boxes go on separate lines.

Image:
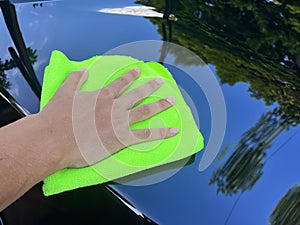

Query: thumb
left=62, top=68, right=88, bottom=91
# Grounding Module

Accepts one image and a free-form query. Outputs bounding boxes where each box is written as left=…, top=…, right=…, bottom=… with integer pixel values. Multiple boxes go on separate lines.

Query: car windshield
left=0, top=0, right=299, bottom=224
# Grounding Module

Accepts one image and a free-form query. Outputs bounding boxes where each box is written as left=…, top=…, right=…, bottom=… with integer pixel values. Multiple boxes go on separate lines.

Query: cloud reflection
left=99, top=6, right=163, bottom=18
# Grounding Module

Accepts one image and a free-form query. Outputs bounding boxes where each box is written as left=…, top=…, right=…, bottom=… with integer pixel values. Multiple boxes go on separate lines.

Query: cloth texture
left=41, top=50, right=204, bottom=196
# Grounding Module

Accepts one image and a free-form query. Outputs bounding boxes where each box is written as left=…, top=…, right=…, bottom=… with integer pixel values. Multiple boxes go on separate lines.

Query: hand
left=39, top=68, right=178, bottom=168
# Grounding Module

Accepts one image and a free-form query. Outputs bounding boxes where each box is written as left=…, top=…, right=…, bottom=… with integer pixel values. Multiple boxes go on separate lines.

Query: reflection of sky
left=1, top=1, right=299, bottom=224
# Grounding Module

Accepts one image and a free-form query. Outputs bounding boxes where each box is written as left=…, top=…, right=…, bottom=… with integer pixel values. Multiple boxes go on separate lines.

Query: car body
left=0, top=0, right=299, bottom=224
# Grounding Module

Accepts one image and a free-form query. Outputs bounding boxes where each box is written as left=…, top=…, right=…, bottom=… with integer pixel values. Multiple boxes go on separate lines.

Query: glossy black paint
left=2, top=183, right=158, bottom=225
left=0, top=88, right=24, bottom=127
left=0, top=0, right=299, bottom=224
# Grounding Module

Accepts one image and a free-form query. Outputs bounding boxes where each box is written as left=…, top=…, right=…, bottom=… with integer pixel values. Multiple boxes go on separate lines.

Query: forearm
left=0, top=114, right=65, bottom=211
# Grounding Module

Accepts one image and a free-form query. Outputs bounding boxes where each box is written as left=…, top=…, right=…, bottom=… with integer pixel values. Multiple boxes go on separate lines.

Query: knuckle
left=100, top=87, right=112, bottom=97
left=142, top=129, right=151, bottom=139
left=139, top=105, right=151, bottom=115
left=132, top=89, right=143, bottom=99
left=127, top=70, right=137, bottom=78
left=160, top=128, right=167, bottom=137
left=69, top=71, right=79, bottom=76
left=149, top=80, right=159, bottom=89
left=69, top=71, right=81, bottom=79
left=160, top=99, right=170, bottom=108
left=118, top=76, right=129, bottom=85
left=132, top=129, right=154, bottom=142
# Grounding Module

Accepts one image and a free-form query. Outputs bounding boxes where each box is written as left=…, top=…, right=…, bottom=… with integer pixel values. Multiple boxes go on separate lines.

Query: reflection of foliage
left=33, top=3, right=43, bottom=8
left=137, top=0, right=300, bottom=126
left=0, top=58, right=14, bottom=89
left=137, top=0, right=300, bottom=196
left=27, top=48, right=38, bottom=65
left=270, top=185, right=300, bottom=225
left=0, top=47, right=37, bottom=90
left=209, top=109, right=286, bottom=196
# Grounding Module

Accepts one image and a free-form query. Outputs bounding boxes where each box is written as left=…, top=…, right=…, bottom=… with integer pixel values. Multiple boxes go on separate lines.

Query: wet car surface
left=0, top=0, right=299, bottom=224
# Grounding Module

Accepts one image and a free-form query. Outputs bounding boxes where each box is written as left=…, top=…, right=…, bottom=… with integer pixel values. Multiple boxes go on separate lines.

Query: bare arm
left=0, top=114, right=65, bottom=210
left=0, top=68, right=177, bottom=211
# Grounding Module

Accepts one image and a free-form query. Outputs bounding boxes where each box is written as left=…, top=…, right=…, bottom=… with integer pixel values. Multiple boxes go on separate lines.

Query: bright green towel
left=41, top=50, right=204, bottom=196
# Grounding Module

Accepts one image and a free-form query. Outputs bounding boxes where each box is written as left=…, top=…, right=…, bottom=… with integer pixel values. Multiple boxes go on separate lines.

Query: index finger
left=104, top=68, right=141, bottom=98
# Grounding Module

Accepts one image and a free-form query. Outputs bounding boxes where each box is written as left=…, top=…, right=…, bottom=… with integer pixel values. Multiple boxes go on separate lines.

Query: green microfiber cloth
left=41, top=50, right=204, bottom=196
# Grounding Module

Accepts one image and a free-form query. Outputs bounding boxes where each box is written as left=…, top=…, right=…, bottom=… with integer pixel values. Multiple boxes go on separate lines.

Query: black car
left=1, top=0, right=299, bottom=224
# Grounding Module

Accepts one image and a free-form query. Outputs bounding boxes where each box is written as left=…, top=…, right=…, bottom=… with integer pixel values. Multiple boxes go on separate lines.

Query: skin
left=0, top=68, right=178, bottom=211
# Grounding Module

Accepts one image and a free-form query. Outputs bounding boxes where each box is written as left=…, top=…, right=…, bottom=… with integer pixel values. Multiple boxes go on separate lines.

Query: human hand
left=39, top=68, right=178, bottom=168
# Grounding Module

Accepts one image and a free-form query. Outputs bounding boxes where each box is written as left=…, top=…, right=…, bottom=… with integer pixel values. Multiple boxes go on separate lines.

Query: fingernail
left=166, top=96, right=175, bottom=104
left=79, top=68, right=87, bottom=72
left=133, top=68, right=141, bottom=74
left=155, top=78, right=163, bottom=85
left=169, top=128, right=178, bottom=134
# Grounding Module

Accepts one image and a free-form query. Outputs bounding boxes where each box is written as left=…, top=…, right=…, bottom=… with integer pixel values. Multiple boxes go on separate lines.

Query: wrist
left=36, top=107, right=81, bottom=169
left=30, top=113, right=69, bottom=174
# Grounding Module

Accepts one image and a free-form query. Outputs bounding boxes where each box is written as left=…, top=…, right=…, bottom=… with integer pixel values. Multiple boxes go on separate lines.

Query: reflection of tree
left=33, top=3, right=43, bottom=8
left=209, top=109, right=287, bottom=196
left=137, top=0, right=300, bottom=195
left=1, top=0, right=41, bottom=98
left=0, top=47, right=38, bottom=90
left=27, top=47, right=38, bottom=65
left=0, top=57, right=14, bottom=89
left=270, top=185, right=300, bottom=225
left=137, top=0, right=300, bottom=126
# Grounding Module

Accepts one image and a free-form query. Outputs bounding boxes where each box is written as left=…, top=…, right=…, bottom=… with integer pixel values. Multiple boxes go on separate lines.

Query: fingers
left=131, top=127, right=179, bottom=144
left=61, top=68, right=88, bottom=91
left=120, top=78, right=163, bottom=108
left=129, top=96, right=175, bottom=124
left=103, top=68, right=140, bottom=98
